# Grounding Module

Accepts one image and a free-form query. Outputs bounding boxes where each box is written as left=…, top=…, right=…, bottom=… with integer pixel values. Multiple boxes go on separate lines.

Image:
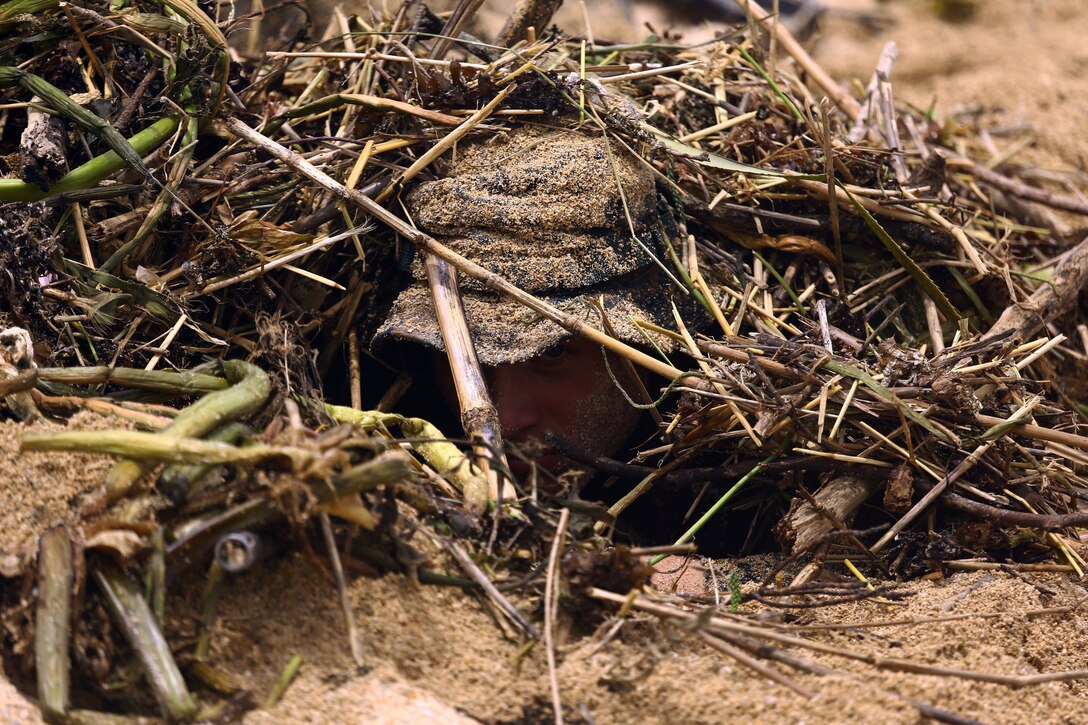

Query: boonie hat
left=374, top=125, right=693, bottom=366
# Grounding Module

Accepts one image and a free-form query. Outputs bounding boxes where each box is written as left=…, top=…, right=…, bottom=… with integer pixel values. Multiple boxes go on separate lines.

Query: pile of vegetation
left=2, top=0, right=1088, bottom=720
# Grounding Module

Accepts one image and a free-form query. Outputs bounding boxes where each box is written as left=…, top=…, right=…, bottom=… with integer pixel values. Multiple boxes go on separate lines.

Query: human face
left=430, top=338, right=644, bottom=481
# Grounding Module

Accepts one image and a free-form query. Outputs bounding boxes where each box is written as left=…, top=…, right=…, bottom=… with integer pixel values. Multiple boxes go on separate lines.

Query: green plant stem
left=652, top=454, right=777, bottom=565
left=158, top=421, right=252, bottom=504
left=103, top=360, right=270, bottom=502
left=37, top=366, right=227, bottom=395
left=94, top=562, right=198, bottom=721
left=35, top=526, right=73, bottom=723
left=263, top=655, right=303, bottom=709
left=21, top=429, right=312, bottom=467
left=0, top=116, right=178, bottom=202
left=194, top=561, right=224, bottom=660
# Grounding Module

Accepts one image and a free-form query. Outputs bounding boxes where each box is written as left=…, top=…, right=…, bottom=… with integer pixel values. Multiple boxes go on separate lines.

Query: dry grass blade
left=544, top=508, right=570, bottom=724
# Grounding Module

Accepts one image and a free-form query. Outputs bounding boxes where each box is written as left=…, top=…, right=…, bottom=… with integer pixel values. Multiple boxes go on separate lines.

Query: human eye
left=539, top=341, right=571, bottom=362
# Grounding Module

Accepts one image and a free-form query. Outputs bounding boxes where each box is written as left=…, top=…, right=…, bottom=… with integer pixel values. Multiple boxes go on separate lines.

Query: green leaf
left=650, top=131, right=780, bottom=176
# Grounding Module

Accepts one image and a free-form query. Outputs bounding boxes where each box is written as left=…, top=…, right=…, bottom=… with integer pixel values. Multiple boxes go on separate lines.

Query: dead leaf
left=884, top=463, right=914, bottom=514
left=84, top=529, right=147, bottom=558
left=228, top=210, right=313, bottom=250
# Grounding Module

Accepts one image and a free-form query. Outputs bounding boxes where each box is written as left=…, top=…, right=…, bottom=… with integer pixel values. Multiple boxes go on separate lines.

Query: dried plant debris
left=1, top=0, right=1088, bottom=721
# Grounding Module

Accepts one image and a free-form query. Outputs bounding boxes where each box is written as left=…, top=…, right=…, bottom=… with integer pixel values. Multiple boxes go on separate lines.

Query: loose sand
left=815, top=0, right=1088, bottom=172
left=215, top=556, right=1088, bottom=725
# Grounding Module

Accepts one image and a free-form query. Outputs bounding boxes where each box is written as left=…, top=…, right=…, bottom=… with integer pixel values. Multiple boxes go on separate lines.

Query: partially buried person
left=371, top=125, right=701, bottom=500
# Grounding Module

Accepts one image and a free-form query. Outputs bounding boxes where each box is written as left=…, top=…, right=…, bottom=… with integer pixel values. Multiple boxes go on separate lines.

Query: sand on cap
left=374, top=125, right=693, bottom=366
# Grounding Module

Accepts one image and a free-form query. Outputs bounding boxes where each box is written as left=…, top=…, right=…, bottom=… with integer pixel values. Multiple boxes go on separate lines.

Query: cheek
left=558, top=363, right=643, bottom=459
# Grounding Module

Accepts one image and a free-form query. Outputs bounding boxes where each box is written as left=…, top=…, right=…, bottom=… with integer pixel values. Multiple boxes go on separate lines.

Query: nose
left=489, top=365, right=539, bottom=440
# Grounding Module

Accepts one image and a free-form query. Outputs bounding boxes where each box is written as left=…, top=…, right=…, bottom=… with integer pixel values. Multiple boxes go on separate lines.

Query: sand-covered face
left=431, top=337, right=644, bottom=482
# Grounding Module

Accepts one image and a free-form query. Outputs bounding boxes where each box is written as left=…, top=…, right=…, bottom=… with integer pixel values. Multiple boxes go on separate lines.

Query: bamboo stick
left=424, top=256, right=505, bottom=513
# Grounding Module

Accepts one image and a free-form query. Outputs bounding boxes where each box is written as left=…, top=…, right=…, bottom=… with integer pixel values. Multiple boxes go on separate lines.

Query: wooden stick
left=441, top=538, right=540, bottom=638
left=980, top=233, right=1088, bottom=348
left=848, top=42, right=897, bottom=144
left=430, top=0, right=487, bottom=61
left=779, top=474, right=877, bottom=555
left=590, top=588, right=1088, bottom=688
left=498, top=0, right=563, bottom=47
left=949, top=152, right=1088, bottom=217
left=973, top=413, right=1088, bottom=453
left=544, top=508, right=570, bottom=724
left=698, top=631, right=813, bottom=698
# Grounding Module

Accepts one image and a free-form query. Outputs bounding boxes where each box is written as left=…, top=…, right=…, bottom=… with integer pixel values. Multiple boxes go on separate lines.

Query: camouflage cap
left=374, top=125, right=692, bottom=366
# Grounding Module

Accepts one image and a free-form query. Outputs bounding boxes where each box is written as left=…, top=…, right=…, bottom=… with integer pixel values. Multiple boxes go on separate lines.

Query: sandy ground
left=5, top=1, right=1088, bottom=722
left=206, top=554, right=1088, bottom=725
left=3, top=418, right=1088, bottom=723
left=814, top=0, right=1088, bottom=172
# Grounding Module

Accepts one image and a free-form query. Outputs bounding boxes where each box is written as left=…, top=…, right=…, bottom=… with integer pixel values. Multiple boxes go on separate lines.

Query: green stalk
left=263, top=655, right=303, bottom=709
left=158, top=422, right=252, bottom=504
left=752, top=250, right=808, bottom=314
left=843, top=185, right=960, bottom=321
left=94, top=562, right=198, bottom=721
left=35, top=526, right=73, bottom=723
left=37, top=366, right=227, bottom=395
left=652, top=454, right=777, bottom=565
left=21, top=429, right=310, bottom=467
left=103, top=360, right=271, bottom=502
left=327, top=404, right=485, bottom=498
left=0, top=116, right=178, bottom=202
left=148, top=528, right=167, bottom=626
left=328, top=451, right=415, bottom=498
left=194, top=561, right=224, bottom=660
left=736, top=47, right=804, bottom=122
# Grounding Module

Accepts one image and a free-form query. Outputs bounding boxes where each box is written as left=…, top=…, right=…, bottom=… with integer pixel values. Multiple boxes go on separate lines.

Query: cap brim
left=373, top=275, right=695, bottom=367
